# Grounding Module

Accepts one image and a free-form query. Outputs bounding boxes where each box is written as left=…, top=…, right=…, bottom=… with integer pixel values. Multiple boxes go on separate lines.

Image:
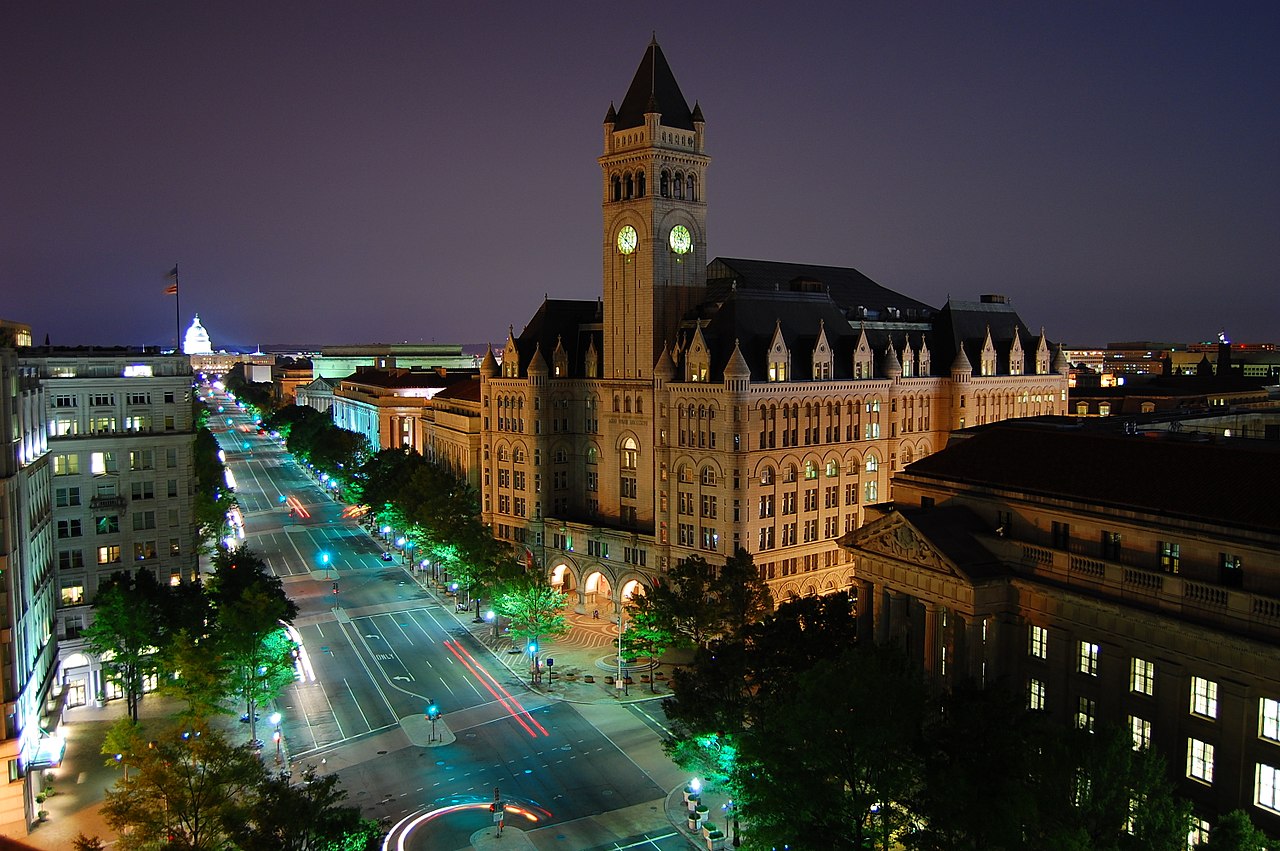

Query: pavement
left=16, top=544, right=736, bottom=850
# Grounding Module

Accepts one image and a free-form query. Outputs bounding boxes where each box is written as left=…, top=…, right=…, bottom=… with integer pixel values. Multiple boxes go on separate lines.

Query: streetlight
left=485, top=610, right=497, bottom=638
left=320, top=551, right=331, bottom=578
left=425, top=700, right=440, bottom=742
left=528, top=641, right=539, bottom=685
left=269, top=712, right=282, bottom=764
left=617, top=609, right=629, bottom=696
left=723, top=799, right=741, bottom=847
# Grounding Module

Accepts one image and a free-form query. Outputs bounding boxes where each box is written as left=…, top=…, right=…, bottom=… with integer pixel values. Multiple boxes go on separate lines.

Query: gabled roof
left=613, top=38, right=696, bottom=131
left=706, top=258, right=933, bottom=321
left=930, top=298, right=1044, bottom=375
left=843, top=504, right=1007, bottom=582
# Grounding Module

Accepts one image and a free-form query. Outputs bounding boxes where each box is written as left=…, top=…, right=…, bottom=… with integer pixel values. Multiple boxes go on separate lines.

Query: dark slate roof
left=433, top=376, right=481, bottom=402
left=904, top=420, right=1280, bottom=534
left=929, top=298, right=1044, bottom=375
left=613, top=39, right=696, bottom=131
left=341, top=366, right=477, bottom=390
left=515, top=299, right=602, bottom=378
left=706, top=258, right=934, bottom=321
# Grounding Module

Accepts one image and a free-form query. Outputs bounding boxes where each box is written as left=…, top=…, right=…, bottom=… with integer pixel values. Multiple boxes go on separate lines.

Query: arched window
left=674, top=172, right=684, bottom=199
left=636, top=396, right=643, bottom=414
left=637, top=170, right=646, bottom=197
left=612, top=175, right=622, bottom=202
left=624, top=397, right=632, bottom=413
left=825, top=460, right=838, bottom=477
left=620, top=437, right=638, bottom=470
left=761, top=466, right=775, bottom=485
left=625, top=174, right=634, bottom=199
left=613, top=395, right=621, bottom=413
left=865, top=455, right=879, bottom=473
left=586, top=445, right=598, bottom=464
left=687, top=175, right=696, bottom=201
left=660, top=170, right=670, bottom=197
left=701, top=467, right=717, bottom=486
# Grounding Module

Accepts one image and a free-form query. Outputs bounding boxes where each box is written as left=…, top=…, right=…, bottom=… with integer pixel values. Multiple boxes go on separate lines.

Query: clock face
left=616, top=225, right=638, bottom=255
left=669, top=224, right=692, bottom=254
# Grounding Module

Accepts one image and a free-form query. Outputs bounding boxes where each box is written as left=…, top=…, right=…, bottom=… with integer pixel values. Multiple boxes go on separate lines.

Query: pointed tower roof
left=614, top=38, right=695, bottom=131
left=527, top=343, right=548, bottom=375
left=881, top=339, right=902, bottom=379
left=724, top=339, right=752, bottom=381
left=951, top=342, right=973, bottom=375
left=654, top=342, right=676, bottom=381
left=1052, top=344, right=1070, bottom=375
left=479, top=344, right=498, bottom=378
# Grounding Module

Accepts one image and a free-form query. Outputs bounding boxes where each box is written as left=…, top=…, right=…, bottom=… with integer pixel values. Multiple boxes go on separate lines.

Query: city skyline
left=4, top=1, right=1277, bottom=350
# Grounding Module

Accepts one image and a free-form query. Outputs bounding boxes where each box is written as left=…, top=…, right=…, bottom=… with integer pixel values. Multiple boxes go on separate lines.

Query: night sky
left=4, top=2, right=1277, bottom=351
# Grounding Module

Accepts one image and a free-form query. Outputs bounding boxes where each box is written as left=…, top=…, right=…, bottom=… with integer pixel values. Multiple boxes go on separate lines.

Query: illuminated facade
left=478, top=40, right=1069, bottom=612
left=0, top=333, right=55, bottom=834
left=182, top=313, right=214, bottom=355
left=842, top=419, right=1280, bottom=837
left=331, top=366, right=477, bottom=454
left=19, top=350, right=199, bottom=719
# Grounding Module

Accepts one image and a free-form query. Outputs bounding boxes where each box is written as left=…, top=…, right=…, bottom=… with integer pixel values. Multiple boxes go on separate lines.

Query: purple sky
left=4, top=2, right=1277, bottom=350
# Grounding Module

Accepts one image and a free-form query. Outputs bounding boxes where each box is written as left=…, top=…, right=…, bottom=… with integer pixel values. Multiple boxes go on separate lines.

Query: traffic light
left=426, top=700, right=439, bottom=720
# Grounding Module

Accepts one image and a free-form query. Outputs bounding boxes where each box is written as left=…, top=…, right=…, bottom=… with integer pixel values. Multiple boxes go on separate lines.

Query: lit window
left=1077, top=697, right=1096, bottom=732
left=1079, top=641, right=1099, bottom=676
left=1257, top=763, right=1280, bottom=814
left=1187, top=818, right=1211, bottom=848
left=1028, top=625, right=1048, bottom=659
left=1129, top=715, right=1151, bottom=750
left=1261, top=698, right=1280, bottom=743
left=1191, top=677, right=1218, bottom=719
left=1130, top=658, right=1154, bottom=696
left=1187, top=738, right=1214, bottom=784
left=1028, top=678, right=1045, bottom=711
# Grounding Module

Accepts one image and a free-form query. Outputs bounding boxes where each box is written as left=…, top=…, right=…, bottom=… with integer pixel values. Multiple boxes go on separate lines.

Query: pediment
left=853, top=513, right=959, bottom=577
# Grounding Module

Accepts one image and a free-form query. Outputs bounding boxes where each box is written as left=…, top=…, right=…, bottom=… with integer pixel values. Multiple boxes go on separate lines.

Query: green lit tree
left=83, top=570, right=167, bottom=722
left=494, top=579, right=569, bottom=663
left=1199, top=810, right=1270, bottom=850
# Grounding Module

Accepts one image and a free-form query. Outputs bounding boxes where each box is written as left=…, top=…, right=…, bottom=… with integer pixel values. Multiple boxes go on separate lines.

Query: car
left=380, top=552, right=394, bottom=562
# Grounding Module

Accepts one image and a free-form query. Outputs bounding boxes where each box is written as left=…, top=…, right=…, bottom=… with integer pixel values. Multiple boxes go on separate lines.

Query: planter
left=706, top=831, right=725, bottom=850
left=687, top=814, right=702, bottom=831
left=701, top=821, right=718, bottom=839
left=583, top=675, right=595, bottom=683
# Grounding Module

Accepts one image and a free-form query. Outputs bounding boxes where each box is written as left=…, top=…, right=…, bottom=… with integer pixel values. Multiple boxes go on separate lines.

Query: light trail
left=381, top=801, right=545, bottom=851
left=442, top=640, right=541, bottom=738
left=444, top=640, right=549, bottom=737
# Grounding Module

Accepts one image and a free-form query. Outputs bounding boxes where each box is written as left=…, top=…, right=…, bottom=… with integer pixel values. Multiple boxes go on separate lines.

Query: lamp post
left=617, top=608, right=629, bottom=697
left=485, top=610, right=497, bottom=638
left=269, top=712, right=282, bottom=764
left=724, top=799, right=741, bottom=847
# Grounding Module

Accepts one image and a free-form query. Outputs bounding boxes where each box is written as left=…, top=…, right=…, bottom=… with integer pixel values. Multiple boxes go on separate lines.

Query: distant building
left=478, top=40, right=1069, bottom=612
left=18, top=349, right=199, bottom=717
left=182, top=314, right=214, bottom=356
left=295, top=376, right=337, bottom=414
left=842, top=419, right=1280, bottom=838
left=420, top=378, right=483, bottom=490
left=331, top=366, right=477, bottom=454
left=0, top=326, right=55, bottom=834
left=272, top=357, right=312, bottom=407
left=311, top=344, right=478, bottom=380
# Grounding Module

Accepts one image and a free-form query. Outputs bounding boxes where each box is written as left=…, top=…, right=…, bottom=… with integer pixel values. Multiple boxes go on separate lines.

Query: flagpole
left=173, top=265, right=181, bottom=353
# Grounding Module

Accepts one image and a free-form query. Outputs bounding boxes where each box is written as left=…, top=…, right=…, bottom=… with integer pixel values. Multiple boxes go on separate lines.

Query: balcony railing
left=90, top=495, right=127, bottom=511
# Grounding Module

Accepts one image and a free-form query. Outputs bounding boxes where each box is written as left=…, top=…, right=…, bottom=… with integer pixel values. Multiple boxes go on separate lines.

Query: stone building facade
left=478, top=40, right=1069, bottom=614
left=842, top=420, right=1280, bottom=838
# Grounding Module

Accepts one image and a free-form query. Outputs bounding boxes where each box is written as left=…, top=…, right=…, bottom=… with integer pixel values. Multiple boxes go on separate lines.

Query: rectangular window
left=1261, top=698, right=1280, bottom=743
left=1052, top=521, right=1071, bottom=550
left=57, top=519, right=82, bottom=539
left=166, top=447, right=178, bottom=468
left=95, top=515, right=120, bottom=534
left=97, top=545, right=122, bottom=565
left=55, top=487, right=81, bottom=507
left=1257, top=763, right=1280, bottom=814
left=1187, top=738, right=1214, bottom=784
left=133, top=540, right=158, bottom=561
left=131, top=481, right=155, bottom=500
left=58, top=550, right=84, bottom=570
left=90, top=451, right=118, bottom=475
left=54, top=454, right=80, bottom=475
left=1077, top=697, right=1096, bottom=732
left=1028, top=678, right=1045, bottom=711
left=167, top=479, right=178, bottom=498
left=1191, top=677, right=1218, bottom=719
left=1130, top=657, right=1154, bottom=696
left=1028, top=625, right=1048, bottom=659
left=60, top=583, right=85, bottom=606
left=1079, top=641, right=1099, bottom=676
left=1129, top=715, right=1151, bottom=750
left=1101, top=530, right=1122, bottom=560
left=1159, top=540, right=1180, bottom=574
left=169, top=538, right=181, bottom=557
left=132, top=511, right=157, bottom=531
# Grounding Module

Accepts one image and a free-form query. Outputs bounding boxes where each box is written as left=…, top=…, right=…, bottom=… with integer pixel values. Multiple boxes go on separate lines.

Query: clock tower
left=600, top=37, right=709, bottom=380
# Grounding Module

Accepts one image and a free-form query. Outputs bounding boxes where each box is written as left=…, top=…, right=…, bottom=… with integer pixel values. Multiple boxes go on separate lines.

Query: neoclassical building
left=478, top=39, right=1069, bottom=614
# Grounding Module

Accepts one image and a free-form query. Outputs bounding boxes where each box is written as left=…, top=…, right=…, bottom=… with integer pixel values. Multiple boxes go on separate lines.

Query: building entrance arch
left=584, top=571, right=614, bottom=612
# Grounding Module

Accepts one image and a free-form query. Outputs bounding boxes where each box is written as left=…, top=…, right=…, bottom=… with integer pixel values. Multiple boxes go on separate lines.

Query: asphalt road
left=206, top=388, right=683, bottom=851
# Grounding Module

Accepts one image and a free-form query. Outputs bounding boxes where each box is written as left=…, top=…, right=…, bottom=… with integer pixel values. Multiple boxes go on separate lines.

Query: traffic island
left=400, top=713, right=454, bottom=748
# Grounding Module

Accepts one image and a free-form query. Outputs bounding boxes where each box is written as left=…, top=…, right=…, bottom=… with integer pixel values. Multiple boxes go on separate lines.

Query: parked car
left=380, top=551, right=394, bottom=562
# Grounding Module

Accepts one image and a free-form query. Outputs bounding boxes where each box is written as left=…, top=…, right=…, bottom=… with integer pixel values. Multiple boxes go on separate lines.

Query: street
left=208, top=389, right=689, bottom=850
